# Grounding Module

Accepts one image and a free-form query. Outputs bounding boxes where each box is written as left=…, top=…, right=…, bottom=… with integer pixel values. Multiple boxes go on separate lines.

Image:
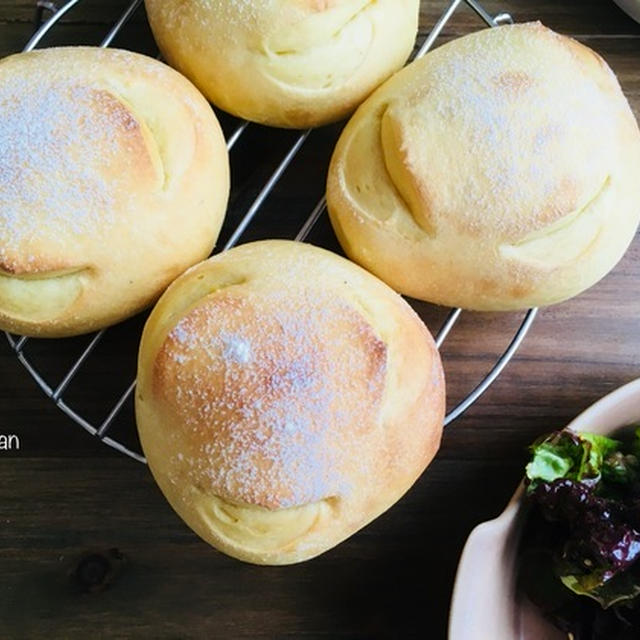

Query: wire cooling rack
left=4, top=0, right=538, bottom=463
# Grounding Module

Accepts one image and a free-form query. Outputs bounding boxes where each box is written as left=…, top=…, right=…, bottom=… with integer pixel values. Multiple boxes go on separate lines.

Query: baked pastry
left=327, top=23, right=640, bottom=310
left=144, top=0, right=420, bottom=128
left=0, top=47, right=229, bottom=337
left=136, top=240, right=445, bottom=565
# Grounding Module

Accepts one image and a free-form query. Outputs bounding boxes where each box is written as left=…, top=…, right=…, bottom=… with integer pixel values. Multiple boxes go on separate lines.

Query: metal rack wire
left=4, top=0, right=538, bottom=463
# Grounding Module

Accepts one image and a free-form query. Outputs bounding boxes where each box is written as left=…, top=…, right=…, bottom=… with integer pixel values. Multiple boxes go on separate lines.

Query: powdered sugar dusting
left=222, top=333, right=252, bottom=364
left=0, top=54, right=152, bottom=271
left=154, top=285, right=387, bottom=510
left=383, top=23, right=619, bottom=241
left=156, top=0, right=263, bottom=33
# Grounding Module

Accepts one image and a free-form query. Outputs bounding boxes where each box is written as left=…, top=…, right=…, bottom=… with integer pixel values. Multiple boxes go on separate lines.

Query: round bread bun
left=0, top=47, right=230, bottom=337
left=144, top=0, right=420, bottom=129
left=327, top=23, right=640, bottom=310
left=136, top=240, right=445, bottom=565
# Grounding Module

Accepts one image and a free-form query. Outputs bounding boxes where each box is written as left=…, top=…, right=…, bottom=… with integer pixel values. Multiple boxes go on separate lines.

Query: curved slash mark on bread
left=0, top=265, right=89, bottom=279
left=268, top=0, right=375, bottom=55
left=499, top=175, right=611, bottom=266
left=107, top=90, right=170, bottom=192
left=326, top=0, right=375, bottom=43
left=194, top=492, right=341, bottom=554
left=0, top=266, right=90, bottom=321
left=148, top=271, right=249, bottom=371
left=336, top=100, right=432, bottom=244
left=262, top=0, right=375, bottom=91
left=379, top=102, right=437, bottom=238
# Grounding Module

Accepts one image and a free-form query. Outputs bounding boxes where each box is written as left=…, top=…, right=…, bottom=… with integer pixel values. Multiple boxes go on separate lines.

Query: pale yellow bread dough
left=0, top=47, right=230, bottom=337
left=327, top=23, right=640, bottom=310
left=136, top=240, right=445, bottom=564
left=144, top=0, right=420, bottom=128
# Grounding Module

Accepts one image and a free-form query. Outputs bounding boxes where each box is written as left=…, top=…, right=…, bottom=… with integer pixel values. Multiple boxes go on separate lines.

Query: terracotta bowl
left=448, top=377, right=640, bottom=640
left=613, top=0, right=640, bottom=23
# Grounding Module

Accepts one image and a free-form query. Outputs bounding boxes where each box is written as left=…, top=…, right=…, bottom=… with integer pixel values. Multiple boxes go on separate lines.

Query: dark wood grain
left=1, top=1, right=640, bottom=638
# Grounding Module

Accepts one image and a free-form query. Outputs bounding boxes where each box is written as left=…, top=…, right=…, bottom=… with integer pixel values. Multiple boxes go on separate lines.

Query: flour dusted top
left=327, top=21, right=640, bottom=309
left=379, top=22, right=621, bottom=243
left=0, top=47, right=198, bottom=275
left=0, top=46, right=229, bottom=337
left=152, top=283, right=388, bottom=511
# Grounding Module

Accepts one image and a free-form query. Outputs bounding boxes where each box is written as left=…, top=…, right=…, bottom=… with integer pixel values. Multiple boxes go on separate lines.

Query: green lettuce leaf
left=580, top=433, right=621, bottom=480
left=560, top=570, right=640, bottom=609
left=526, top=443, right=575, bottom=483
left=525, top=430, right=622, bottom=492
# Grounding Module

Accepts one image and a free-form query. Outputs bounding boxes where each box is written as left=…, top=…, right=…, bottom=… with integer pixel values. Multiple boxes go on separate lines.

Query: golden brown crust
left=151, top=290, right=387, bottom=510
left=327, top=23, right=640, bottom=310
left=144, top=0, right=420, bottom=128
left=136, top=240, right=445, bottom=564
left=0, top=47, right=230, bottom=336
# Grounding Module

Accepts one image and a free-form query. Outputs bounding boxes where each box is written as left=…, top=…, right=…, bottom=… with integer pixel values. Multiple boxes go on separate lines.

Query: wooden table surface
left=1, top=1, right=639, bottom=638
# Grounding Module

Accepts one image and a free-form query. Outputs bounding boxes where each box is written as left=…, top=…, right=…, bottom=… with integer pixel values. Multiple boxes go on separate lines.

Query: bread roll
left=136, top=240, right=444, bottom=565
left=327, top=23, right=640, bottom=310
left=0, top=47, right=229, bottom=337
left=144, top=0, right=420, bottom=129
